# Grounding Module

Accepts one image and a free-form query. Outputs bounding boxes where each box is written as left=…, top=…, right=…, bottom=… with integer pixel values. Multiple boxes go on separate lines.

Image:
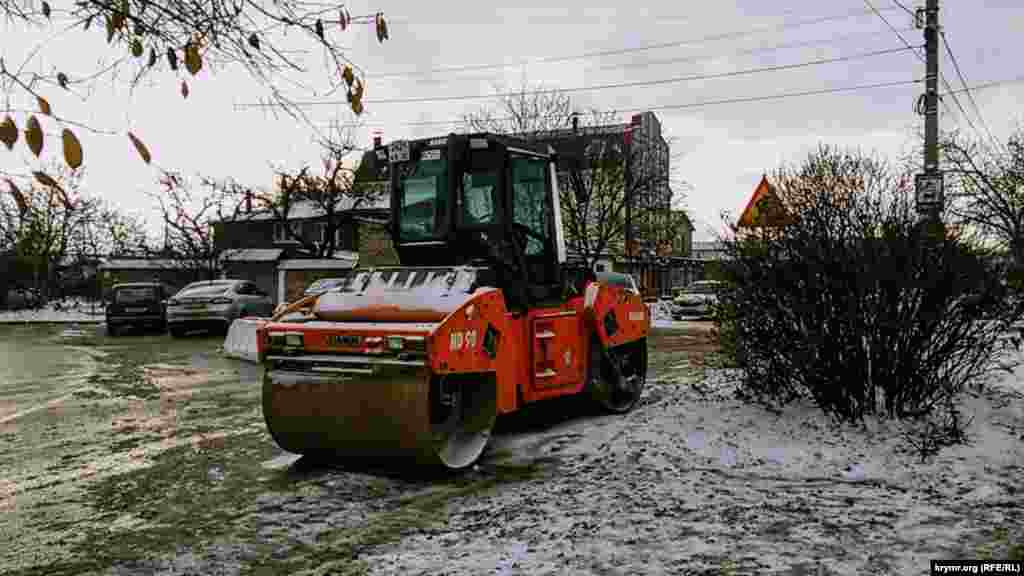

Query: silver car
left=166, top=280, right=274, bottom=337
left=672, top=280, right=725, bottom=320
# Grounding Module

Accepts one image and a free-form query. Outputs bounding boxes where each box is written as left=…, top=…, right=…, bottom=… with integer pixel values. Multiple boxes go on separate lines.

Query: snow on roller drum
left=254, top=133, right=651, bottom=470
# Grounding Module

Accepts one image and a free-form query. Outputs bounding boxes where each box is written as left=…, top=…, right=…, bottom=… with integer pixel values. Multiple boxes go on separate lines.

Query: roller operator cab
left=259, top=133, right=650, bottom=470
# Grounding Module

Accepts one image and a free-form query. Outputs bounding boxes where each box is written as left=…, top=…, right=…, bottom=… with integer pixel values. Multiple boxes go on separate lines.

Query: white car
left=672, top=280, right=725, bottom=320
left=166, top=279, right=274, bottom=337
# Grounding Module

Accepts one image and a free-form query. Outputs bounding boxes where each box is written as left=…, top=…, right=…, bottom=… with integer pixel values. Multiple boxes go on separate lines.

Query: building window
left=313, top=222, right=328, bottom=244
left=274, top=221, right=301, bottom=243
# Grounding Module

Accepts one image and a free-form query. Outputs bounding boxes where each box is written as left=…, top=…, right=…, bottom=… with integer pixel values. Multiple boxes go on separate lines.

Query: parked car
left=596, top=271, right=641, bottom=295
left=672, top=280, right=725, bottom=320
left=166, top=279, right=274, bottom=337
left=4, top=286, right=40, bottom=310
left=105, top=282, right=175, bottom=336
left=303, top=277, right=350, bottom=297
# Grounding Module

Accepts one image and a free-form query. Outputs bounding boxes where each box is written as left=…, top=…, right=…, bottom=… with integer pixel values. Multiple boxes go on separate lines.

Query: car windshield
left=686, top=282, right=721, bottom=294
left=178, top=282, right=235, bottom=298
left=114, top=287, right=156, bottom=303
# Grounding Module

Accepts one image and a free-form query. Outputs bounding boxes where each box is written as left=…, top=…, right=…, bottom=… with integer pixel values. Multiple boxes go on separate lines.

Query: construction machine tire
left=587, top=337, right=647, bottom=413
left=262, top=367, right=497, bottom=470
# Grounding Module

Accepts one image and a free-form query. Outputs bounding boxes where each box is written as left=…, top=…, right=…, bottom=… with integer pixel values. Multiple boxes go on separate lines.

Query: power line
left=332, top=79, right=923, bottom=128
left=361, top=6, right=904, bottom=80
left=940, top=29, right=1004, bottom=153
left=891, top=0, right=916, bottom=18
left=328, top=75, right=1024, bottom=130
left=863, top=0, right=987, bottom=144
left=237, top=46, right=917, bottom=109
left=591, top=26, right=916, bottom=72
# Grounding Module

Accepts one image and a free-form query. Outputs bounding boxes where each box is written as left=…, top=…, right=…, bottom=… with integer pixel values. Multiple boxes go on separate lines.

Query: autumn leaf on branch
left=184, top=43, right=202, bottom=75
left=62, top=129, right=83, bottom=169
left=25, top=116, right=44, bottom=157
left=128, top=132, right=152, bottom=164
left=0, top=116, right=17, bottom=150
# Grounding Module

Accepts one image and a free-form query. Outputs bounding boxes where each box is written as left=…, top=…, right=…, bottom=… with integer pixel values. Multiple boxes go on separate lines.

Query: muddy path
left=2, top=323, right=1021, bottom=575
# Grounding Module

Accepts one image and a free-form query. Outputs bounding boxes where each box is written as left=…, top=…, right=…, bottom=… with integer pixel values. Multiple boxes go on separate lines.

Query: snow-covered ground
left=0, top=298, right=105, bottom=323
left=353, top=336, right=1024, bottom=575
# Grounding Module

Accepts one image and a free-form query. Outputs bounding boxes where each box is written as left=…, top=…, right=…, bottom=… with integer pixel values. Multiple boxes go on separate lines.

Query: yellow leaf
left=62, top=129, right=83, bottom=169
left=25, top=116, right=43, bottom=157
left=184, top=43, right=202, bottom=76
left=111, top=11, right=125, bottom=31
left=131, top=38, right=143, bottom=58
left=37, top=96, right=52, bottom=116
left=342, top=65, right=354, bottom=87
left=128, top=132, right=151, bottom=164
left=180, top=80, right=189, bottom=99
left=0, top=116, right=16, bottom=150
left=351, top=98, right=363, bottom=115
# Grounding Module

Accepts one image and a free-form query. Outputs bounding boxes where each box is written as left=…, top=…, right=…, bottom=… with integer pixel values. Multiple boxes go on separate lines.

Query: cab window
left=510, top=156, right=550, bottom=256
left=399, top=154, right=447, bottom=242
left=460, top=171, right=498, bottom=226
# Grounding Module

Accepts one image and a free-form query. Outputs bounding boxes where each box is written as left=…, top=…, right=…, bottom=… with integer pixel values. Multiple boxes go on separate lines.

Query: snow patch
left=0, top=298, right=105, bottom=323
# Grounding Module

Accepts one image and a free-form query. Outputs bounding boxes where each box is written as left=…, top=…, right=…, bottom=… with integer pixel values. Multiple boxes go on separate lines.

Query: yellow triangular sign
left=737, top=175, right=790, bottom=228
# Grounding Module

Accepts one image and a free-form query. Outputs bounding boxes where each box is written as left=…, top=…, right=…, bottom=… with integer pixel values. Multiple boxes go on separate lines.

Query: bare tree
left=150, top=170, right=224, bottom=280
left=464, top=85, right=690, bottom=270
left=207, top=124, right=387, bottom=258
left=464, top=83, right=576, bottom=137
left=940, top=127, right=1024, bottom=269
left=0, top=0, right=388, bottom=175
left=0, top=161, right=94, bottom=299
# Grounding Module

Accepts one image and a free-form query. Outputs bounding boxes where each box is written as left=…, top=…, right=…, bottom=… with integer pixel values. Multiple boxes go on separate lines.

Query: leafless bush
left=716, top=145, right=1023, bottom=439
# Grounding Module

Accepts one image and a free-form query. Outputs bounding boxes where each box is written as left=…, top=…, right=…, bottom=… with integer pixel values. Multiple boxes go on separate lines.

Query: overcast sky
left=2, top=0, right=1023, bottom=243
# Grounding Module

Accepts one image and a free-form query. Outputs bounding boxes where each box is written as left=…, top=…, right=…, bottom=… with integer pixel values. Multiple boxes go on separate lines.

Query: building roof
left=224, top=195, right=391, bottom=223
left=219, top=248, right=284, bottom=263
left=98, top=258, right=198, bottom=271
left=277, top=254, right=359, bottom=270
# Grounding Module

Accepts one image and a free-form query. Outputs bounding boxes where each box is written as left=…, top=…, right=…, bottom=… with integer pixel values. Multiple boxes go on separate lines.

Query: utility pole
left=624, top=126, right=633, bottom=279
left=916, top=0, right=944, bottom=233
